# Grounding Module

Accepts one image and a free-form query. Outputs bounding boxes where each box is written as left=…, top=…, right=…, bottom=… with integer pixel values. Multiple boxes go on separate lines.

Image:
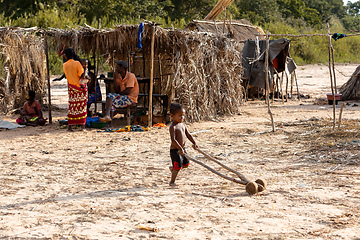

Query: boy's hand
left=179, top=148, right=185, bottom=156
left=192, top=144, right=198, bottom=150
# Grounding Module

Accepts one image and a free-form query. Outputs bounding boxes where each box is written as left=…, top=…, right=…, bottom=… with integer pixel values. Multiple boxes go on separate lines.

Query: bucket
left=326, top=93, right=341, bottom=105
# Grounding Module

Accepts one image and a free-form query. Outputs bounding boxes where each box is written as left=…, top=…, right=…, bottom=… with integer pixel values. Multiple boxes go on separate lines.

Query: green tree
left=165, top=0, right=216, bottom=22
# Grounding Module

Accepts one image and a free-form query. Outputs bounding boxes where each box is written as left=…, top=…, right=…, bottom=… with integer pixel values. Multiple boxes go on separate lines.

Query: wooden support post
left=331, top=46, right=337, bottom=94
left=223, top=7, right=226, bottom=34
left=338, top=102, right=346, bottom=129
left=94, top=34, right=100, bottom=113
left=148, top=23, right=155, bottom=127
left=290, top=72, right=294, bottom=99
left=265, top=32, right=275, bottom=132
left=294, top=72, right=300, bottom=100
left=44, top=34, right=52, bottom=124
left=327, top=22, right=336, bottom=130
left=285, top=71, right=289, bottom=102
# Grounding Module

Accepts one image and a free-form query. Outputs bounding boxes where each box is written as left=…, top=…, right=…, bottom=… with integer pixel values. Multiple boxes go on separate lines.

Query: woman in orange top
left=63, top=48, right=88, bottom=131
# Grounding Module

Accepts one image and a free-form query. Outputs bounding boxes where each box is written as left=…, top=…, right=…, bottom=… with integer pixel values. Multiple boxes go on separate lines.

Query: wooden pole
left=290, top=72, right=294, bottom=99
left=327, top=22, right=336, bottom=130
left=265, top=31, right=275, bottom=132
left=148, top=23, right=155, bottom=127
left=281, top=71, right=284, bottom=103
left=331, top=47, right=337, bottom=93
left=294, top=72, right=300, bottom=100
left=223, top=7, right=226, bottom=34
left=44, top=34, right=52, bottom=124
left=94, top=33, right=100, bottom=113
left=338, top=102, right=346, bottom=129
left=285, top=71, right=289, bottom=102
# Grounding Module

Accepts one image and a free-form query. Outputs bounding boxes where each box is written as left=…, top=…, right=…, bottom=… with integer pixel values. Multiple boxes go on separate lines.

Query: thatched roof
left=186, top=19, right=265, bottom=42
left=0, top=22, right=246, bottom=121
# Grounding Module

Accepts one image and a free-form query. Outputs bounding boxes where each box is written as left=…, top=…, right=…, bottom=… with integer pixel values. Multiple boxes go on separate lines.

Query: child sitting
left=169, top=103, right=198, bottom=186
left=16, top=90, right=46, bottom=126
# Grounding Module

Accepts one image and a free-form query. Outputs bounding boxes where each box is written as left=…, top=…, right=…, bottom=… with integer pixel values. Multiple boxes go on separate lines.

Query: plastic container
left=326, top=93, right=341, bottom=105
left=90, top=121, right=107, bottom=129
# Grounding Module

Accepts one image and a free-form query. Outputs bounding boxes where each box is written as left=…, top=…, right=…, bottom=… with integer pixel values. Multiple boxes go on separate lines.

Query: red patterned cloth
left=68, top=83, right=88, bottom=126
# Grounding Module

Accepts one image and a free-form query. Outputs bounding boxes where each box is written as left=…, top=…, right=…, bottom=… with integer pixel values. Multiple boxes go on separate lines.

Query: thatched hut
left=1, top=20, right=257, bottom=122
left=0, top=28, right=46, bottom=113
left=339, top=65, right=360, bottom=100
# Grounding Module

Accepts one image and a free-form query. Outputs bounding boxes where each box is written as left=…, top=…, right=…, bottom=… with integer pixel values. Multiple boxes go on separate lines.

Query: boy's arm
left=185, top=127, right=198, bottom=149
left=169, top=126, right=185, bottom=155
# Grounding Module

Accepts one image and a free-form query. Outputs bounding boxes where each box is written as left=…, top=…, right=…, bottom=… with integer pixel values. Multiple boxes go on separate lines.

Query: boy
left=169, top=103, right=198, bottom=186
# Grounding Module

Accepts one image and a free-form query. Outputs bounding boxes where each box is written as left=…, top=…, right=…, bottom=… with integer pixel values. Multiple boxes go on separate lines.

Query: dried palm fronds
left=1, top=23, right=246, bottom=120
left=0, top=28, right=45, bottom=113
left=339, top=65, right=360, bottom=100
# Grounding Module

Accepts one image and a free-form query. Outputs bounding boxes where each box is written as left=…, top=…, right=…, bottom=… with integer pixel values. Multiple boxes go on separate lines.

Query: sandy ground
left=0, top=64, right=360, bottom=239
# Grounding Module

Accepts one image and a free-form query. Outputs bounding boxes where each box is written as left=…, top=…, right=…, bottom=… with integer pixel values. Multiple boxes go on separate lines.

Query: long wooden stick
left=44, top=34, right=52, bottom=123
left=331, top=46, right=337, bottom=94
left=195, top=148, right=249, bottom=183
left=327, top=22, right=336, bottom=130
left=294, top=71, right=300, bottom=100
left=184, top=154, right=247, bottom=185
left=338, top=102, right=346, bottom=129
left=256, top=32, right=360, bottom=38
left=281, top=71, right=284, bottom=103
left=285, top=71, right=289, bottom=102
left=265, top=32, right=276, bottom=132
left=148, top=23, right=155, bottom=126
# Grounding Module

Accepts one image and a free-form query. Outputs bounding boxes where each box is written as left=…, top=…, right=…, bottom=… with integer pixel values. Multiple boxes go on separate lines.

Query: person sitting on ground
left=81, top=59, right=102, bottom=116
left=16, top=90, right=46, bottom=126
left=100, top=60, right=139, bottom=123
left=168, top=103, right=198, bottom=186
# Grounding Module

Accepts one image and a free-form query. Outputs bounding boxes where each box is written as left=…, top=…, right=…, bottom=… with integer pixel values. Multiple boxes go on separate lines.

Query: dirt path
left=0, top=64, right=359, bottom=239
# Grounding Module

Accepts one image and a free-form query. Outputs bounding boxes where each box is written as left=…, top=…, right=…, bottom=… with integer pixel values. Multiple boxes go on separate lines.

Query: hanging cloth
left=137, top=22, right=144, bottom=50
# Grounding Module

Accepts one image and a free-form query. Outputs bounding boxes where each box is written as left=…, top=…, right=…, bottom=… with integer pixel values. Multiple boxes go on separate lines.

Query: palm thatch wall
left=0, top=21, right=253, bottom=121
left=0, top=28, right=46, bottom=113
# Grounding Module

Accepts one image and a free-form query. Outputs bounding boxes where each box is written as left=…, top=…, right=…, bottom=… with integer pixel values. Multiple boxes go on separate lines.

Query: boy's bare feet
left=169, top=182, right=177, bottom=187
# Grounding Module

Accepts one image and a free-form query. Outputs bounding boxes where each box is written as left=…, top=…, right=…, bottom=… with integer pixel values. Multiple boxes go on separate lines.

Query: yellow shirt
left=63, top=59, right=84, bottom=87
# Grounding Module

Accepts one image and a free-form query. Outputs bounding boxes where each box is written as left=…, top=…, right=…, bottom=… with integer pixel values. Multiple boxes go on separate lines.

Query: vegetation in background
left=1, top=0, right=360, bottom=74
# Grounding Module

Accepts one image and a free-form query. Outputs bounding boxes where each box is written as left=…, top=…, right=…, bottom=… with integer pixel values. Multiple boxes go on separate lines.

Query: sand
left=0, top=64, right=359, bottom=239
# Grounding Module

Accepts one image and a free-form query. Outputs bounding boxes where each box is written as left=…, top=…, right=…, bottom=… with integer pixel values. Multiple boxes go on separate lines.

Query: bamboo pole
left=44, top=34, right=52, bottom=124
left=327, top=22, right=336, bottom=130
left=265, top=31, right=275, bottom=132
left=148, top=23, right=155, bottom=127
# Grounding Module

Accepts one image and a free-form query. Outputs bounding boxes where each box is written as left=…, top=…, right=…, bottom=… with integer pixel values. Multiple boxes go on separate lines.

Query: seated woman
left=16, top=90, right=46, bottom=126
left=81, top=59, right=102, bottom=116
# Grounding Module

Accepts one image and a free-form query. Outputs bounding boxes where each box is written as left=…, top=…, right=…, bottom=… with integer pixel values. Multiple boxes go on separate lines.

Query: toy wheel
left=255, top=179, right=267, bottom=192
left=245, top=181, right=258, bottom=195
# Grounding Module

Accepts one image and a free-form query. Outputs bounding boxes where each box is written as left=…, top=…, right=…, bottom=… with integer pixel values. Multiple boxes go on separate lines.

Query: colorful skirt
left=68, top=84, right=88, bottom=126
